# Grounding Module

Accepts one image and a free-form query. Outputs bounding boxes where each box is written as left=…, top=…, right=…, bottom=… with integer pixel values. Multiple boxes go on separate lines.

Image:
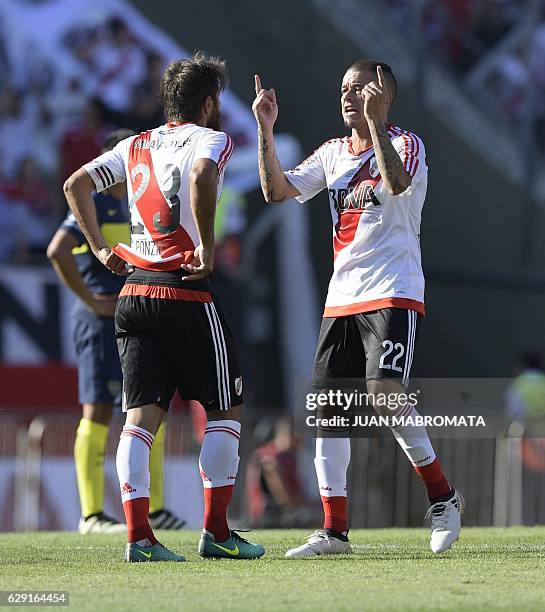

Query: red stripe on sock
left=123, top=425, right=154, bottom=444
left=122, top=497, right=157, bottom=544
left=204, top=427, right=240, bottom=440
left=205, top=426, right=240, bottom=434
left=414, top=458, right=451, bottom=500
left=123, top=426, right=154, bottom=445
left=398, top=403, right=414, bottom=419
left=321, top=496, right=348, bottom=534
left=203, top=485, right=233, bottom=542
left=121, top=430, right=152, bottom=450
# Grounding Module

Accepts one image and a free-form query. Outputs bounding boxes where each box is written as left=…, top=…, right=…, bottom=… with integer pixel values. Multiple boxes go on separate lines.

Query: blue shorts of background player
left=72, top=300, right=122, bottom=406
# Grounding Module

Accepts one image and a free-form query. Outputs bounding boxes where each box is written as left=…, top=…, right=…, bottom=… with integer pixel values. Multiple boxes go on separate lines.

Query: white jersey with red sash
left=83, top=122, right=233, bottom=271
left=284, top=124, right=427, bottom=317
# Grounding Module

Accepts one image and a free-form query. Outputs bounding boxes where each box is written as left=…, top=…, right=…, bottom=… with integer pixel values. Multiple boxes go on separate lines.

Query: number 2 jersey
left=284, top=124, right=427, bottom=317
left=83, top=121, right=233, bottom=272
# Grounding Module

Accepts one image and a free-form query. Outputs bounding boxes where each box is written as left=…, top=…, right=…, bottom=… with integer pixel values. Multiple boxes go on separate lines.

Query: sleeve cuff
left=83, top=164, right=113, bottom=193
left=284, top=173, right=309, bottom=204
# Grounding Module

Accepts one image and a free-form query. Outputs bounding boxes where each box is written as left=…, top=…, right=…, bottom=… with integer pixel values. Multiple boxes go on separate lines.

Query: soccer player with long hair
left=63, top=53, right=264, bottom=562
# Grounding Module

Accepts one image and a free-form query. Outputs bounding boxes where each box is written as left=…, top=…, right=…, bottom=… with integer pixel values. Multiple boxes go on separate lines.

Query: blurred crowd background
left=0, top=12, right=250, bottom=270
left=386, top=0, right=545, bottom=124
left=0, top=16, right=161, bottom=262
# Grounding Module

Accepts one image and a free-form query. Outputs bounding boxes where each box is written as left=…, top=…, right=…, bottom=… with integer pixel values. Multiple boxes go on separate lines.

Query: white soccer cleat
left=285, top=530, right=352, bottom=558
left=78, top=513, right=126, bottom=534
left=426, top=489, right=464, bottom=553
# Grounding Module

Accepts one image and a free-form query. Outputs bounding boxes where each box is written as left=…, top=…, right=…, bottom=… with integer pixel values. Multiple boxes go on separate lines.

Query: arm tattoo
left=258, top=131, right=273, bottom=199
left=258, top=129, right=286, bottom=201
left=371, top=122, right=411, bottom=195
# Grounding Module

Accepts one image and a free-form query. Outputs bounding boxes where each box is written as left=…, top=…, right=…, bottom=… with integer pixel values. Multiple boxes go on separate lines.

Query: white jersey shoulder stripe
left=217, top=135, right=234, bottom=174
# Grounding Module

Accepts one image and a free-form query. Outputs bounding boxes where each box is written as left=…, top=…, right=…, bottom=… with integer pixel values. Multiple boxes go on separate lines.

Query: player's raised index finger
left=255, top=74, right=262, bottom=95
left=376, top=65, right=384, bottom=87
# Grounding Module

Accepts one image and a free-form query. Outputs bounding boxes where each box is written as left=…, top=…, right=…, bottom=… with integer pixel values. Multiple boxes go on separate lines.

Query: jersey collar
left=347, top=123, right=397, bottom=156
left=165, top=121, right=194, bottom=128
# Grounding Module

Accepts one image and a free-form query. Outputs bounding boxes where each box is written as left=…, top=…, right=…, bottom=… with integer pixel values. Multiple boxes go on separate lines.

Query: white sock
left=390, top=407, right=436, bottom=467
left=116, top=424, right=153, bottom=502
left=199, top=420, right=241, bottom=488
left=314, top=437, right=351, bottom=497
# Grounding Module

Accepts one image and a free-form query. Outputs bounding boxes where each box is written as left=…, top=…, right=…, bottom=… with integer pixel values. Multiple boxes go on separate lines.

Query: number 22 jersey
left=83, top=121, right=233, bottom=271
left=285, top=124, right=427, bottom=317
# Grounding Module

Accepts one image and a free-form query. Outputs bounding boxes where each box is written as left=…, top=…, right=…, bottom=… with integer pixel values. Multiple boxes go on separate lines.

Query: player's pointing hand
left=252, top=74, right=278, bottom=131
left=362, top=65, right=388, bottom=121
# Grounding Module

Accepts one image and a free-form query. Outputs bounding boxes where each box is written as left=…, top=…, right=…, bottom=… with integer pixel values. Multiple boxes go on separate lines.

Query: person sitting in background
left=0, top=85, right=36, bottom=177
left=247, top=416, right=319, bottom=528
left=59, top=98, right=110, bottom=183
left=129, top=51, right=165, bottom=132
left=0, top=165, right=29, bottom=263
left=92, top=17, right=146, bottom=112
left=13, top=156, right=59, bottom=258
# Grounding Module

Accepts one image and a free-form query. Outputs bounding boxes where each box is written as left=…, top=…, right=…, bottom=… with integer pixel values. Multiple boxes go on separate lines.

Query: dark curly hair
left=159, top=51, right=228, bottom=122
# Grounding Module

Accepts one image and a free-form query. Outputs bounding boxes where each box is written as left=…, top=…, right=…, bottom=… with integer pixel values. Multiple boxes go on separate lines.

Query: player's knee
left=366, top=379, right=407, bottom=418
left=124, top=403, right=164, bottom=434
left=83, top=403, right=113, bottom=425
left=207, top=403, right=244, bottom=423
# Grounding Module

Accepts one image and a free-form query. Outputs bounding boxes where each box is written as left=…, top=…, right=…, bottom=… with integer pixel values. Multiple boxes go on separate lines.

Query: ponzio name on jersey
left=134, top=239, right=162, bottom=257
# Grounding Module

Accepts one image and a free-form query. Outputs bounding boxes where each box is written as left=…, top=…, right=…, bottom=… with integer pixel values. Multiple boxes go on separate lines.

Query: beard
left=342, top=113, right=356, bottom=129
left=207, top=104, right=222, bottom=131
left=343, top=114, right=367, bottom=131
left=343, top=112, right=362, bottom=129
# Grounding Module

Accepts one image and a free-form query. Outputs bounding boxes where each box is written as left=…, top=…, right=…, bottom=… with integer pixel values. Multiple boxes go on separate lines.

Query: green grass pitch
left=1, top=528, right=545, bottom=611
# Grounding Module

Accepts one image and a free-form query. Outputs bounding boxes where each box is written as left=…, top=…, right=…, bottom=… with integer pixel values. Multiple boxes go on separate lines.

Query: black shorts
left=312, top=308, right=421, bottom=389
left=115, top=269, right=243, bottom=412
